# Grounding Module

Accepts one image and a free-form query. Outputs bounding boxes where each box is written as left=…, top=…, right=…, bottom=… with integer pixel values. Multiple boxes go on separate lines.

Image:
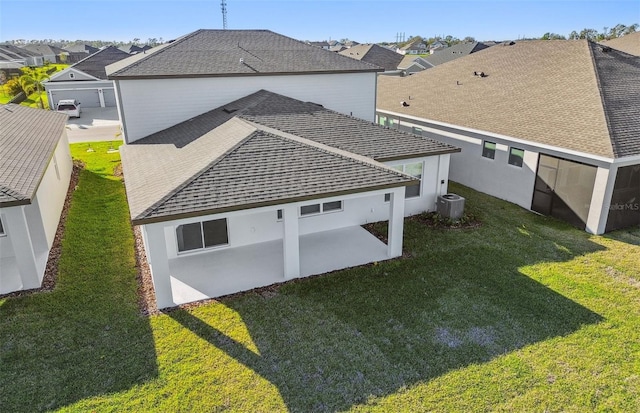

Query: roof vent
left=223, top=107, right=237, bottom=114
left=401, top=101, right=410, bottom=107
left=473, top=71, right=487, bottom=77
left=601, top=45, right=612, bottom=53
left=239, top=58, right=244, bottom=64
left=503, top=41, right=515, bottom=46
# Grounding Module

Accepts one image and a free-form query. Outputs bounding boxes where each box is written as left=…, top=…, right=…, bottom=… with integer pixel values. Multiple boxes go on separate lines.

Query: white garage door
left=51, top=89, right=101, bottom=108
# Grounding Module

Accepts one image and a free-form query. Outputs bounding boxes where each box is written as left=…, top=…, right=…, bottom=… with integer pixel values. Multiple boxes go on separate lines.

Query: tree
left=19, top=67, right=50, bottom=109
left=569, top=30, right=580, bottom=40
left=132, top=37, right=140, bottom=45
left=541, top=32, right=566, bottom=40
left=462, top=36, right=476, bottom=43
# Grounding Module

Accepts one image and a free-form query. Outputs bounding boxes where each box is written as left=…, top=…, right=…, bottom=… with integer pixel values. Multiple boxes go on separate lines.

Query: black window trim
left=176, top=217, right=229, bottom=254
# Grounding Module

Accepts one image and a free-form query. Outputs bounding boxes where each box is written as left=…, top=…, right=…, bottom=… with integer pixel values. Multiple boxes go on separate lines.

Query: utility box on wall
left=437, top=194, right=465, bottom=219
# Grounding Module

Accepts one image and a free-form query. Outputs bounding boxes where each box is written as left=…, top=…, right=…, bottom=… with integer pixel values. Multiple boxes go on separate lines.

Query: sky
left=1, top=0, right=638, bottom=44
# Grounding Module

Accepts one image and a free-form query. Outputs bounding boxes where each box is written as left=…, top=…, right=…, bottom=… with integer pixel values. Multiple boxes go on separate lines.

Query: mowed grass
left=1, top=143, right=639, bottom=412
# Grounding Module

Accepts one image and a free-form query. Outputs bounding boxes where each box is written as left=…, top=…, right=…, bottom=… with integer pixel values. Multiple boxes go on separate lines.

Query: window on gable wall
left=0, top=216, right=5, bottom=236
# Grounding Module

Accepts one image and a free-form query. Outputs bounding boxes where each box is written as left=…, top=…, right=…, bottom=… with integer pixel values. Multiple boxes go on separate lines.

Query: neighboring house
left=397, top=55, right=433, bottom=75
left=339, top=44, right=404, bottom=72
left=43, top=46, right=131, bottom=109
left=20, top=44, right=69, bottom=64
left=119, top=44, right=153, bottom=54
left=111, top=29, right=459, bottom=308
left=601, top=31, right=640, bottom=56
left=428, top=41, right=448, bottom=54
left=420, top=42, right=491, bottom=67
left=308, top=41, right=331, bottom=50
left=0, top=105, right=72, bottom=294
left=0, top=57, right=24, bottom=74
left=377, top=40, right=640, bottom=234
left=400, top=41, right=427, bottom=55
left=64, top=43, right=99, bottom=55
left=0, top=44, right=43, bottom=66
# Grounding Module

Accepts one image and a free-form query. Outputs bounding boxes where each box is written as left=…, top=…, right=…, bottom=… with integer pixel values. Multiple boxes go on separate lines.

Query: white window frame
left=299, top=200, right=344, bottom=217
left=386, top=161, right=423, bottom=200
left=175, top=218, right=229, bottom=254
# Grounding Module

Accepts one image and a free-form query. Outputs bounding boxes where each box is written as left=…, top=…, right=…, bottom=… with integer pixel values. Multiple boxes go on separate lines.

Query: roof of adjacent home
left=0, top=44, right=40, bottom=60
left=21, top=44, right=68, bottom=57
left=601, top=31, right=640, bottom=56
left=420, top=42, right=490, bottom=67
left=121, top=90, right=458, bottom=224
left=63, top=44, right=100, bottom=54
left=377, top=40, right=640, bottom=159
left=339, top=44, right=404, bottom=71
left=106, top=29, right=381, bottom=79
left=0, top=105, right=68, bottom=206
left=62, top=45, right=131, bottom=80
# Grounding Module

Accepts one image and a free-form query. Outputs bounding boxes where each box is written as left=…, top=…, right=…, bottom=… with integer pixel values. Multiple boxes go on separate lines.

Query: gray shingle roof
left=0, top=44, right=40, bottom=59
left=420, top=42, right=490, bottom=67
left=378, top=40, right=640, bottom=159
left=339, top=44, right=404, bottom=71
left=107, top=29, right=382, bottom=79
left=21, top=44, right=68, bottom=57
left=0, top=105, right=68, bottom=206
left=137, top=130, right=416, bottom=223
left=591, top=42, right=640, bottom=157
left=122, top=90, right=458, bottom=223
left=69, top=46, right=131, bottom=80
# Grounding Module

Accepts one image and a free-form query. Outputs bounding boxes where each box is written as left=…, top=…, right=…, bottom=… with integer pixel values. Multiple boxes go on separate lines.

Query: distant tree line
left=542, top=23, right=638, bottom=41
left=5, top=37, right=165, bottom=48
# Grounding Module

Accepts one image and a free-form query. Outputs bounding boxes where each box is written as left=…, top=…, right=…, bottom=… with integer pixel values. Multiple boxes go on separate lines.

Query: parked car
left=56, top=99, right=81, bottom=118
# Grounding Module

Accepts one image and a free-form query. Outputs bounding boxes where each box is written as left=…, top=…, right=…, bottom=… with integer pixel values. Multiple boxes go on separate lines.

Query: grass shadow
left=0, top=165, right=158, bottom=412
left=170, top=183, right=605, bottom=411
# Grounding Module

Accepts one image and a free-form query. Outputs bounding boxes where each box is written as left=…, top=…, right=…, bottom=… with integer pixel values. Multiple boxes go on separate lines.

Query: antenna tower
left=221, top=0, right=228, bottom=30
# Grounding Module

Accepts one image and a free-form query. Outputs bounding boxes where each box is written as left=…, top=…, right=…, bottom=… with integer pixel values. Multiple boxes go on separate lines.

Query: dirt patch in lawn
left=0, top=160, right=83, bottom=299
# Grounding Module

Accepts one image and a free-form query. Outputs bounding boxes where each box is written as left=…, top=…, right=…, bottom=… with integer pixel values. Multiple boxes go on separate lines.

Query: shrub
left=3, top=78, right=23, bottom=96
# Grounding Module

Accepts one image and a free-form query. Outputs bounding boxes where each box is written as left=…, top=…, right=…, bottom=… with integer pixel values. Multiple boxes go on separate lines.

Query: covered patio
left=167, top=225, right=390, bottom=305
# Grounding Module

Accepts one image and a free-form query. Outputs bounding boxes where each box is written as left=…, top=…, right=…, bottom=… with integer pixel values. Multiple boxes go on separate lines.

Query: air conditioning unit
left=436, top=194, right=465, bottom=219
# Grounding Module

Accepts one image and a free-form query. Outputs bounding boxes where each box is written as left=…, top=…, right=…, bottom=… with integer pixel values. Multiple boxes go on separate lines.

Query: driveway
left=65, top=107, right=122, bottom=143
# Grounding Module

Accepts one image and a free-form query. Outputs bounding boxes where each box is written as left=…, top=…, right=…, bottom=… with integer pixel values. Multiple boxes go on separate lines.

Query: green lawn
left=1, top=142, right=639, bottom=412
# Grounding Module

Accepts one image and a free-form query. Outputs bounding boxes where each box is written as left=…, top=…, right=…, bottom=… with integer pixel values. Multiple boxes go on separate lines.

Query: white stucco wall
left=116, top=72, right=377, bottom=143
left=35, top=135, right=73, bottom=248
left=0, top=133, right=72, bottom=293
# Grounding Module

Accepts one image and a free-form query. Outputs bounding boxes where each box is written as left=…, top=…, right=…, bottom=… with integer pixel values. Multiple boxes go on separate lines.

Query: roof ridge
left=137, top=124, right=258, bottom=219
left=587, top=40, right=617, bottom=157
left=243, top=119, right=417, bottom=181
left=109, top=29, right=203, bottom=77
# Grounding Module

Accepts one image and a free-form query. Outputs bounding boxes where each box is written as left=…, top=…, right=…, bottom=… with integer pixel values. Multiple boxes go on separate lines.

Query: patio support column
left=388, top=186, right=406, bottom=258
left=144, top=223, right=174, bottom=309
left=586, top=166, right=616, bottom=235
left=282, top=204, right=300, bottom=279
left=4, top=206, right=41, bottom=289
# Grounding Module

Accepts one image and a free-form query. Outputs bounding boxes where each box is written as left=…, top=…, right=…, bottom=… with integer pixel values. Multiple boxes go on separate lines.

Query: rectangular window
left=176, top=218, right=228, bottom=253
left=277, top=209, right=283, bottom=220
left=386, top=162, right=423, bottom=199
left=322, top=200, right=342, bottom=212
left=300, top=204, right=321, bottom=216
left=300, top=200, right=344, bottom=217
left=378, top=115, right=387, bottom=126
left=412, top=126, right=422, bottom=135
left=202, top=219, right=228, bottom=248
left=508, top=147, right=525, bottom=167
left=482, top=141, right=496, bottom=159
left=0, top=217, right=5, bottom=236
